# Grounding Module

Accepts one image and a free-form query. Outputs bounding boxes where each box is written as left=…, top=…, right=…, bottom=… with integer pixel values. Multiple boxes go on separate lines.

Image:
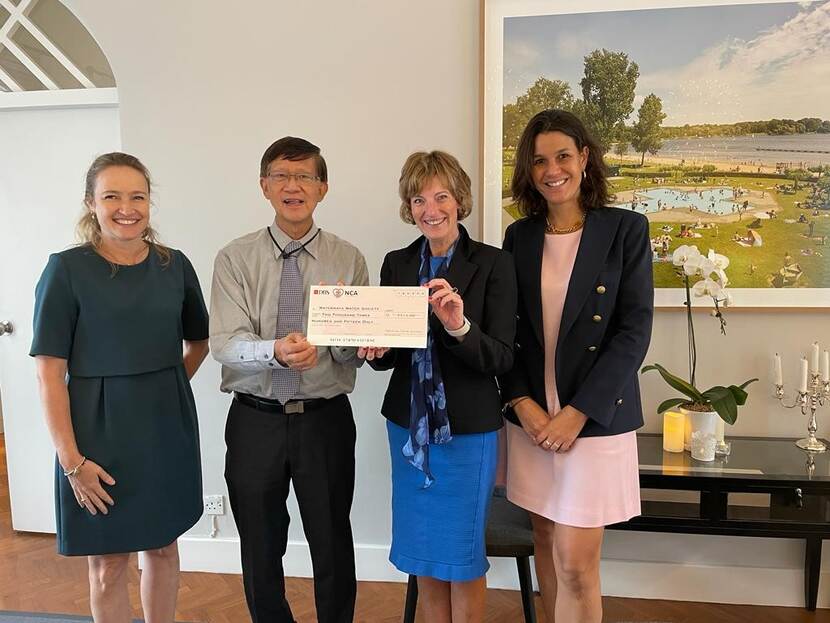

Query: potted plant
left=642, top=245, right=757, bottom=447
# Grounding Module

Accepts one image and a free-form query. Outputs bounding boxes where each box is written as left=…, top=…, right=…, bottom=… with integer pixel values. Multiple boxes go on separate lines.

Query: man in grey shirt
left=210, top=136, right=368, bottom=623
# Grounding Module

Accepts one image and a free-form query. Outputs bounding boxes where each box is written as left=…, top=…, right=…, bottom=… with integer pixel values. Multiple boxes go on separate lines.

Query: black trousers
left=225, top=394, right=357, bottom=623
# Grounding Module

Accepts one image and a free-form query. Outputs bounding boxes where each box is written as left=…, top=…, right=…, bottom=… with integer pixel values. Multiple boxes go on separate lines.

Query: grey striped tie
left=272, top=241, right=303, bottom=403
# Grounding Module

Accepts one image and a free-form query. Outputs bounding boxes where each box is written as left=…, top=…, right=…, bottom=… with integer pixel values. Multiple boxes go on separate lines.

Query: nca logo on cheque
left=313, top=287, right=358, bottom=297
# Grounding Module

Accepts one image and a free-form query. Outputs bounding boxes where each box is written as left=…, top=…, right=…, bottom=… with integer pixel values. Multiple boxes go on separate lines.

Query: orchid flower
left=692, top=278, right=723, bottom=299
left=684, top=254, right=717, bottom=279
left=707, top=249, right=730, bottom=271
left=672, top=245, right=701, bottom=267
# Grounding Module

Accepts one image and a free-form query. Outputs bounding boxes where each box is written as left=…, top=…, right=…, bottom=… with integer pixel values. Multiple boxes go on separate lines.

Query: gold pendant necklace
left=545, top=212, right=585, bottom=235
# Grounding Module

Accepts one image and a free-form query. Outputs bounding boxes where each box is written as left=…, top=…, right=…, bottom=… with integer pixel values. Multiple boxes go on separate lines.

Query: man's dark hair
left=259, top=136, right=328, bottom=182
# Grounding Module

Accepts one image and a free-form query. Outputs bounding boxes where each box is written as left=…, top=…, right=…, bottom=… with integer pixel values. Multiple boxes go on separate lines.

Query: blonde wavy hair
left=398, top=150, right=473, bottom=224
left=77, top=152, right=171, bottom=267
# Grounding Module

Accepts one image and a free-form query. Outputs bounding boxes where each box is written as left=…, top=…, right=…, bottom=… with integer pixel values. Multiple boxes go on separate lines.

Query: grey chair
left=402, top=487, right=537, bottom=622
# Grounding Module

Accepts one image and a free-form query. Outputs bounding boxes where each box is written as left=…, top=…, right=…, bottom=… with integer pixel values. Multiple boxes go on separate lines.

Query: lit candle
left=663, top=411, right=685, bottom=453
left=823, top=351, right=829, bottom=383
left=774, top=353, right=783, bottom=386
left=812, top=343, right=820, bottom=374
left=800, top=358, right=809, bottom=393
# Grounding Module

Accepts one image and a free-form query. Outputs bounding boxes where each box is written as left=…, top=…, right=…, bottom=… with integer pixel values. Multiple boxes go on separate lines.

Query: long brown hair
left=511, top=109, right=608, bottom=218
left=77, top=152, right=170, bottom=266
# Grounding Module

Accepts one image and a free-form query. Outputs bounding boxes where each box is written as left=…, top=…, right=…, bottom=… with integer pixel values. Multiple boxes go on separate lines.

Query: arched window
left=0, top=0, right=116, bottom=107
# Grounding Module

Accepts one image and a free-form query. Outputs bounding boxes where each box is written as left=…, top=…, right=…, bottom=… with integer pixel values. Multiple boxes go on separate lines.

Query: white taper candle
left=774, top=353, right=783, bottom=386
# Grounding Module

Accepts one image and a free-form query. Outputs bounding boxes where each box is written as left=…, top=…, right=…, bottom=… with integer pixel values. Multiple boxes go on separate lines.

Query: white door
left=0, top=103, right=120, bottom=532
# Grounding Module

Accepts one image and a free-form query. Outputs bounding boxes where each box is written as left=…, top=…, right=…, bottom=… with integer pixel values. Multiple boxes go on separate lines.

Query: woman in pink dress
left=500, top=109, right=654, bottom=622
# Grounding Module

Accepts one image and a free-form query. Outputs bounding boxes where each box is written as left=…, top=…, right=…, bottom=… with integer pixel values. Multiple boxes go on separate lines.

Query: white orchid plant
left=642, top=245, right=757, bottom=425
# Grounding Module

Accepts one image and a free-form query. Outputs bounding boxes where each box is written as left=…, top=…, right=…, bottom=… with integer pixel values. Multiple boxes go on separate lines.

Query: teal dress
left=29, top=245, right=209, bottom=556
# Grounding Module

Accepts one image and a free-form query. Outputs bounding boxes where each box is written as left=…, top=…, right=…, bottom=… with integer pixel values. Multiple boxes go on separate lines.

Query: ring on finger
left=543, top=439, right=553, bottom=448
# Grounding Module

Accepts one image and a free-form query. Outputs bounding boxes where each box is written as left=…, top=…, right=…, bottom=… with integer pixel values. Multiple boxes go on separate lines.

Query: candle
left=823, top=351, right=829, bottom=383
left=800, top=358, right=809, bottom=393
left=774, top=353, right=783, bottom=386
left=812, top=343, right=820, bottom=374
left=663, top=411, right=685, bottom=453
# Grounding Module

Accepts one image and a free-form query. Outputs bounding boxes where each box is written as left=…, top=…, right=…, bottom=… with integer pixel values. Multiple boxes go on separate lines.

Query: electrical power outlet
left=203, top=495, right=225, bottom=516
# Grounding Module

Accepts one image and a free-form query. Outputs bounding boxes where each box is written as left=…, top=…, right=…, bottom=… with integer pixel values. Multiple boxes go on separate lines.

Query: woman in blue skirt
left=360, top=151, right=516, bottom=621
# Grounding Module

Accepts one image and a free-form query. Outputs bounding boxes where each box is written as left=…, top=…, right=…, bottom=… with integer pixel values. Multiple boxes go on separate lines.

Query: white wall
left=50, top=0, right=830, bottom=608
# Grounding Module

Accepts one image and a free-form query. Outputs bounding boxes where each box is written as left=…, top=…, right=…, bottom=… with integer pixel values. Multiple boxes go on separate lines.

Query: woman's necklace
left=96, top=242, right=150, bottom=265
left=545, top=211, right=585, bottom=235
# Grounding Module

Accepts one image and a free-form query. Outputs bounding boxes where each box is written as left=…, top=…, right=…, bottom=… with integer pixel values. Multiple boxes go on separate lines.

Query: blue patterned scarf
left=404, top=238, right=457, bottom=487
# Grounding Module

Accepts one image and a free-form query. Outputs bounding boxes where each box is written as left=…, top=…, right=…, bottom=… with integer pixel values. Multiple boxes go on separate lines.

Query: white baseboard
left=178, top=536, right=243, bottom=574
left=178, top=537, right=826, bottom=608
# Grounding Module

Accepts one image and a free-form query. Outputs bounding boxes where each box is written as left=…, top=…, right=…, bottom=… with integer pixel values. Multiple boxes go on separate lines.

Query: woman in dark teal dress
left=30, top=152, right=210, bottom=622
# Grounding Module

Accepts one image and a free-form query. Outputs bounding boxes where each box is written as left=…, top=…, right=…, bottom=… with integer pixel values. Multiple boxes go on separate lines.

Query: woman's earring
left=582, top=169, right=587, bottom=180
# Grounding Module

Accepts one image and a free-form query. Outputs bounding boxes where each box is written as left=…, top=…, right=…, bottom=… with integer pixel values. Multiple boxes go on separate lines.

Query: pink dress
left=505, top=230, right=641, bottom=527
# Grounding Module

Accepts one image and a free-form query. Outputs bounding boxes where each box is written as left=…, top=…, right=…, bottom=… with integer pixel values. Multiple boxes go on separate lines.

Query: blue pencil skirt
left=386, top=420, right=498, bottom=582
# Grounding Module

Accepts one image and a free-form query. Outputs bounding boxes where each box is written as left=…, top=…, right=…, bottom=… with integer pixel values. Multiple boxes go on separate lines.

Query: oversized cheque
left=307, top=285, right=428, bottom=348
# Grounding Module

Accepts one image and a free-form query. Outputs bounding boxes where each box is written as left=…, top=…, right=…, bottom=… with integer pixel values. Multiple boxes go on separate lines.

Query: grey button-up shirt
left=210, top=220, right=369, bottom=399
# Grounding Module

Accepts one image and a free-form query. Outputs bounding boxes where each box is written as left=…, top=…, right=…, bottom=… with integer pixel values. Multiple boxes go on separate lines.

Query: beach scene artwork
left=499, top=1, right=830, bottom=299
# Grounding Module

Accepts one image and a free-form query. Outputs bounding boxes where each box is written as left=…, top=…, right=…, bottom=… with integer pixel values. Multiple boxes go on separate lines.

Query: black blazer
left=500, top=207, right=654, bottom=437
left=371, top=225, right=517, bottom=434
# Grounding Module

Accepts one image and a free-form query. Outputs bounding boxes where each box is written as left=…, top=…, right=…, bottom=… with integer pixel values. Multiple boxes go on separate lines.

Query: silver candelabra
left=776, top=373, right=830, bottom=452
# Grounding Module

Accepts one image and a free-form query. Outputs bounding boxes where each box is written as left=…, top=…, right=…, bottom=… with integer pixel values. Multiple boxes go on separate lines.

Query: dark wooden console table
left=609, top=434, right=830, bottom=610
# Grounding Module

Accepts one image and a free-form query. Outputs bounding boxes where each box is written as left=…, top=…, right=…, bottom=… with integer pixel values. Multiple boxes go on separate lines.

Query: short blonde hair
left=398, top=151, right=473, bottom=224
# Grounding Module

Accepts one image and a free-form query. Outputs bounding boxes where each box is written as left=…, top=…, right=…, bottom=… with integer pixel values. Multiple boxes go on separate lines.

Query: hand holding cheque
left=423, top=278, right=464, bottom=332
left=306, top=281, right=463, bottom=354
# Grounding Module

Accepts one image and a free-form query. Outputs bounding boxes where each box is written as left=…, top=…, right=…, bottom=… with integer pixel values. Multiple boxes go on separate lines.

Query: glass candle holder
left=691, top=431, right=717, bottom=462
left=715, top=440, right=732, bottom=457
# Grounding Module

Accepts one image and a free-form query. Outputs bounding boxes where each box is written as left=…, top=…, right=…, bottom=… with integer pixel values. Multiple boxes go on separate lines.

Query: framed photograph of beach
left=482, top=0, right=830, bottom=307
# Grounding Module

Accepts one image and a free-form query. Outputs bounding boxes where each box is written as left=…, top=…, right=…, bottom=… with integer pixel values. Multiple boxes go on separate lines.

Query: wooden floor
left=1, top=434, right=829, bottom=622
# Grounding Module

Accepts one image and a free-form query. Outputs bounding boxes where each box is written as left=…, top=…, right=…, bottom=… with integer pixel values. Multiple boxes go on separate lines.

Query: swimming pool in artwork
left=614, top=187, right=743, bottom=216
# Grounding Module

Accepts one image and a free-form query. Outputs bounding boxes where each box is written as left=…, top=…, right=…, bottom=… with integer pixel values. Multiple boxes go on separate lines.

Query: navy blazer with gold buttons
left=499, top=207, right=654, bottom=437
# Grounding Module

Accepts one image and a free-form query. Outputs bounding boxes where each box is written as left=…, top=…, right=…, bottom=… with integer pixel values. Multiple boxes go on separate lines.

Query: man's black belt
left=234, top=392, right=336, bottom=414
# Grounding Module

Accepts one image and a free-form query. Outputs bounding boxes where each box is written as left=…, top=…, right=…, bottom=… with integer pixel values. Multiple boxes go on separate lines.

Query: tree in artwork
left=503, top=78, right=574, bottom=148
left=631, top=93, right=667, bottom=166
left=579, top=49, right=639, bottom=153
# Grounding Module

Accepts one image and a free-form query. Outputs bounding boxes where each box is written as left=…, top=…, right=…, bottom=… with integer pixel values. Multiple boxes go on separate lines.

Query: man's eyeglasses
left=266, top=172, right=321, bottom=187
